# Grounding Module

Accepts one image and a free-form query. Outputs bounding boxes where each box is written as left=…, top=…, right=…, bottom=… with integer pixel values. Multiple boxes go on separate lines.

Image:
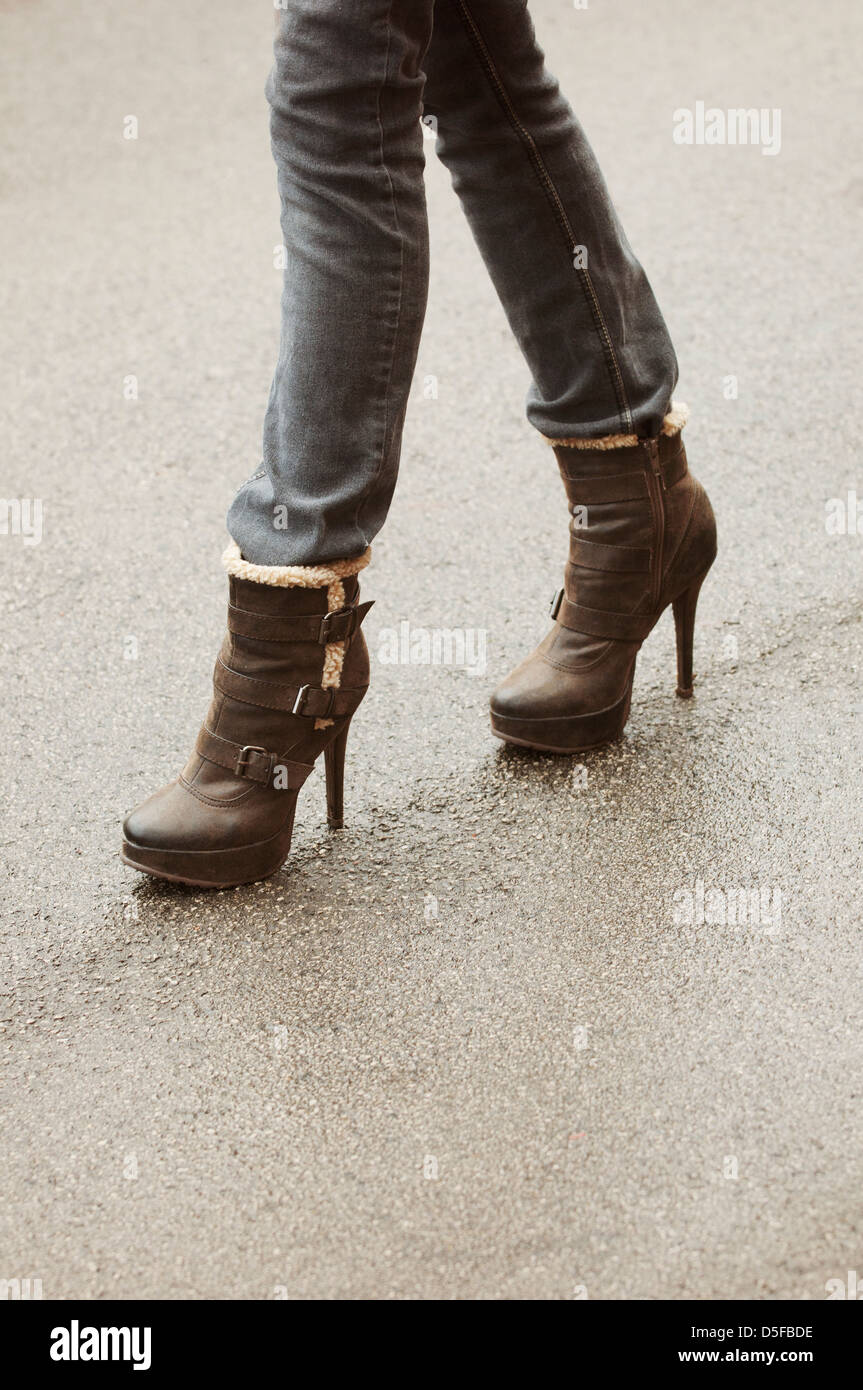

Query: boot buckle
left=292, top=684, right=311, bottom=716
left=318, top=608, right=353, bottom=643
left=235, top=745, right=274, bottom=780
left=292, top=685, right=336, bottom=717
left=549, top=587, right=565, bottom=620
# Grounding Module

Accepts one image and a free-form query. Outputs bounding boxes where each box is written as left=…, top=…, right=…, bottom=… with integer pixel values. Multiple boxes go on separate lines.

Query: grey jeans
left=227, top=0, right=677, bottom=566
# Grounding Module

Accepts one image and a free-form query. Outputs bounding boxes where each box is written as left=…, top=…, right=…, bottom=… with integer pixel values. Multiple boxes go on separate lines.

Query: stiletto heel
left=672, top=573, right=708, bottom=699
left=324, top=718, right=351, bottom=829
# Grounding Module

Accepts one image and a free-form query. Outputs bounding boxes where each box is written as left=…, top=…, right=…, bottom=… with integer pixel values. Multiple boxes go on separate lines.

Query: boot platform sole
left=120, top=803, right=301, bottom=889
left=490, top=684, right=633, bottom=755
left=120, top=844, right=281, bottom=889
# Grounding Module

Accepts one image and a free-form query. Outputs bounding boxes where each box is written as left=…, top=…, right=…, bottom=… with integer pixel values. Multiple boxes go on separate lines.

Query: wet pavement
left=1, top=0, right=861, bottom=1299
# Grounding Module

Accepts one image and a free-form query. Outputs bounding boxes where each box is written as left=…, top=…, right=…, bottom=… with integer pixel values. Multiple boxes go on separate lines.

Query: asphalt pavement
left=1, top=0, right=862, bottom=1299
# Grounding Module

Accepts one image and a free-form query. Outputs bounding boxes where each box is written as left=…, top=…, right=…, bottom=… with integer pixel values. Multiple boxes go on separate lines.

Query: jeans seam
left=452, top=0, right=633, bottom=433
left=352, top=0, right=405, bottom=547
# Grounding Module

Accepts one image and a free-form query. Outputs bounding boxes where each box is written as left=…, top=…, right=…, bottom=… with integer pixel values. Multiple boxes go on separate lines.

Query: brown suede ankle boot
left=122, top=543, right=373, bottom=887
left=490, top=404, right=717, bottom=753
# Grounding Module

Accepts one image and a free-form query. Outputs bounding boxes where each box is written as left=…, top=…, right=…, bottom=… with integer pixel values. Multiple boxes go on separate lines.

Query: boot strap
left=227, top=599, right=373, bottom=644
left=214, top=658, right=367, bottom=719
left=568, top=536, right=650, bottom=572
left=557, top=443, right=687, bottom=501
left=551, top=589, right=655, bottom=642
left=195, top=726, right=315, bottom=788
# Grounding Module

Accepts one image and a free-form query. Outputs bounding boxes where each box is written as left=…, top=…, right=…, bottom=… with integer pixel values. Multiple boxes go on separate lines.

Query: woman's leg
left=422, top=0, right=677, bottom=441
left=124, top=3, right=436, bottom=886
left=227, top=0, right=435, bottom=567
left=421, top=1, right=715, bottom=754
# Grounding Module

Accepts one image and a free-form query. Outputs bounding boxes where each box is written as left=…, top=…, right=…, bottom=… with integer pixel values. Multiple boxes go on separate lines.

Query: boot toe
left=123, top=778, right=274, bottom=854
left=121, top=778, right=293, bottom=887
left=123, top=781, right=194, bottom=853
left=490, top=651, right=634, bottom=753
left=491, top=653, right=581, bottom=723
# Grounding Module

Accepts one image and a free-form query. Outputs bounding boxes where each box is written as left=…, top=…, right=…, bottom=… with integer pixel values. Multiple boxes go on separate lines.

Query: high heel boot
left=490, top=405, right=717, bottom=753
left=122, top=543, right=373, bottom=887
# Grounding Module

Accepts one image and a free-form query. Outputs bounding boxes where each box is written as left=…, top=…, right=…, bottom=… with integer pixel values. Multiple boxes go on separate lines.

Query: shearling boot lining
left=546, top=401, right=689, bottom=450
left=222, top=540, right=371, bottom=728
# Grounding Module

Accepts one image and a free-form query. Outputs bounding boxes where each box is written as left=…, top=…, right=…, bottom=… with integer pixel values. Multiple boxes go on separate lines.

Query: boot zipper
left=646, top=438, right=665, bottom=608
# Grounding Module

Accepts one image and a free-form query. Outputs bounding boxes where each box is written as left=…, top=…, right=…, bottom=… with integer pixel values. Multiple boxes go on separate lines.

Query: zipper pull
left=647, top=436, right=665, bottom=489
